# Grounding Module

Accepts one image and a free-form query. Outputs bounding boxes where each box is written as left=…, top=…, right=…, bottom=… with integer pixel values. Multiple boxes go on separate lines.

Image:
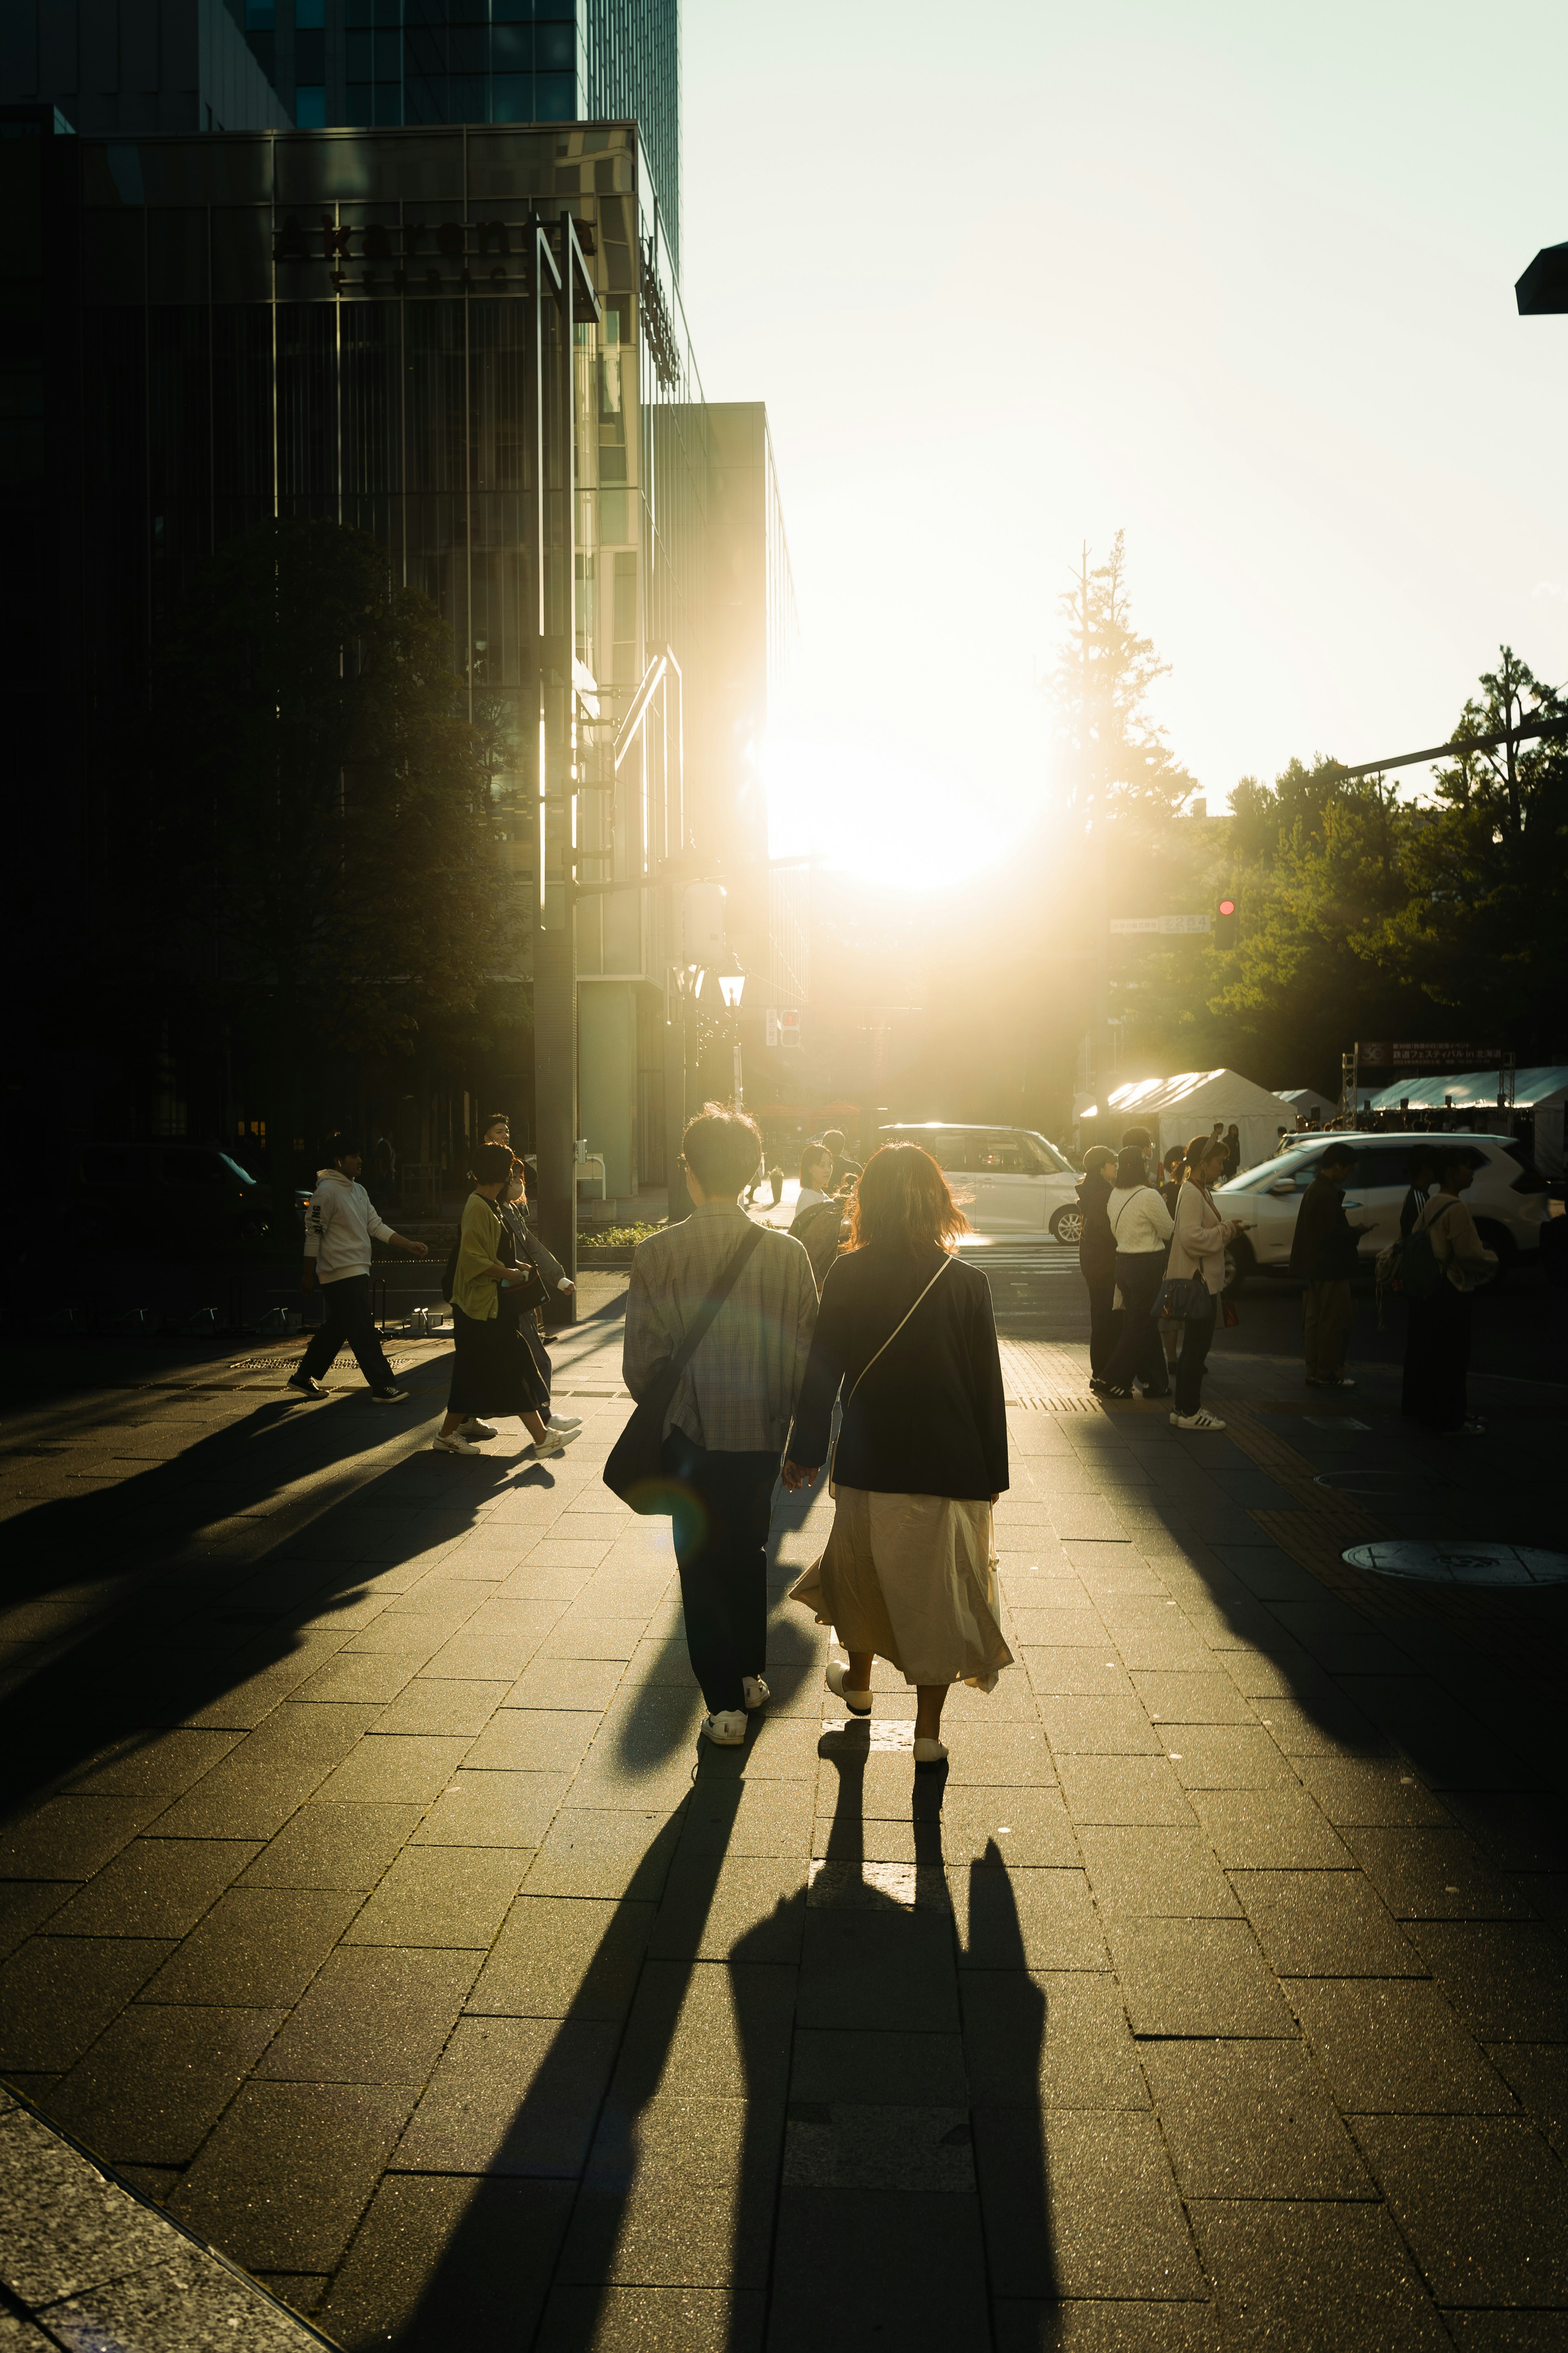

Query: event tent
left=1365, top=1066, right=1568, bottom=1176
left=1103, top=1071, right=1294, bottom=1172
left=1276, top=1086, right=1339, bottom=1126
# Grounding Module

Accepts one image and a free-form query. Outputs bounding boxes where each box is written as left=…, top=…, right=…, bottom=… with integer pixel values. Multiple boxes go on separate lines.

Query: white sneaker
left=1172, top=1409, right=1226, bottom=1432
left=527, top=1425, right=581, bottom=1458
left=701, top=1709, right=747, bottom=1746
left=433, top=1430, right=483, bottom=1456
left=742, top=1675, right=771, bottom=1711
left=460, top=1418, right=497, bottom=1440
left=825, top=1659, right=872, bottom=1716
left=913, top=1736, right=948, bottom=1765
left=548, top=1412, right=583, bottom=1432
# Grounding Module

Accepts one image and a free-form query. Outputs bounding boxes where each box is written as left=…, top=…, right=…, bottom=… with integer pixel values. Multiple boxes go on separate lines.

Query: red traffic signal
left=1215, top=897, right=1238, bottom=948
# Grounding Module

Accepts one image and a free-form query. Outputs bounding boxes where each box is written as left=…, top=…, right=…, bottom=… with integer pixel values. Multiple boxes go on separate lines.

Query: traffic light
left=1215, top=896, right=1237, bottom=949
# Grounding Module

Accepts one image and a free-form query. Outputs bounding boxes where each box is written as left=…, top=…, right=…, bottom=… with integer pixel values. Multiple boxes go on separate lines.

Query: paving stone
left=961, top=1970, right=1148, bottom=2111
left=974, top=2108, right=1204, bottom=2297
left=1131, top=1672, right=1255, bottom=1725
left=170, top=2079, right=414, bottom=2271
left=696, top=1714, right=825, bottom=1781
left=611, top=1959, right=795, bottom=2103
left=468, top=1894, right=656, bottom=2019
left=938, top=1783, right=1080, bottom=1867
left=0, top=2104, right=183, bottom=2303
left=309, top=1732, right=472, bottom=1807
left=48, top=2003, right=285, bottom=2163
left=1021, top=1648, right=1138, bottom=1699
left=770, top=2188, right=990, bottom=2334
left=1187, top=1787, right=1351, bottom=1870
left=1294, top=1756, right=1452, bottom=1827
left=0, top=1936, right=175, bottom=2070
left=781, top=2098, right=973, bottom=2191
left=62, top=1728, right=243, bottom=1796
left=412, top=1767, right=573, bottom=1847
left=990, top=2302, right=1221, bottom=2351
left=647, top=1855, right=806, bottom=1965
left=1406, top=1920, right=1568, bottom=2042
left=392, top=2014, right=619, bottom=2175
left=1056, top=1756, right=1198, bottom=1828
left=140, top=1886, right=361, bottom=2007
left=346, top=1844, right=531, bottom=1949
left=1165, top=1726, right=1301, bottom=1790
left=45, top=1837, right=261, bottom=1939
left=526, top=1810, right=683, bottom=1900
left=1289, top=1978, right=1512, bottom=2113
left=318, top=2175, right=573, bottom=2350
left=1142, top=2040, right=1372, bottom=2198
left=1106, top=1918, right=1294, bottom=2037
left=1239, top=1695, right=1392, bottom=1755
left=369, top=1677, right=511, bottom=1735
left=1354, top=2113, right=1568, bottom=2305
left=1484, top=2041, right=1568, bottom=2159
left=236, top=1801, right=423, bottom=1889
left=1229, top=1869, right=1423, bottom=1976
left=463, top=1706, right=601, bottom=1774
left=290, top=1651, right=420, bottom=1705
left=0, top=1881, right=76, bottom=1960
left=1341, top=1824, right=1536, bottom=1921
left=0, top=1795, right=166, bottom=1881
left=1041, top=1697, right=1163, bottom=1755
left=1441, top=2319, right=1568, bottom=2353
left=790, top=2027, right=969, bottom=2108
left=954, top=1866, right=1108, bottom=1971
left=1190, top=2197, right=1453, bottom=2351
left=559, top=2092, right=785, bottom=2284
left=258, top=1944, right=480, bottom=2084
left=1441, top=1793, right=1568, bottom=1876
left=506, top=1657, right=628, bottom=1711
left=1077, top=1827, right=1241, bottom=1920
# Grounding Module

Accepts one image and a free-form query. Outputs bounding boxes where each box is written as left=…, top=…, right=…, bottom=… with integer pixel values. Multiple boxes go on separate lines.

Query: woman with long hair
left=1165, top=1130, right=1246, bottom=1432
left=782, top=1142, right=1011, bottom=1764
left=1091, top=1143, right=1175, bottom=1401
left=433, top=1144, right=582, bottom=1459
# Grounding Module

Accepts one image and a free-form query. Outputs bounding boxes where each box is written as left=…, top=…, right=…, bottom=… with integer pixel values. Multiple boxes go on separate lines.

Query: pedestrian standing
left=782, top=1142, right=1011, bottom=1766
left=1165, top=1131, right=1245, bottom=1430
left=1159, top=1146, right=1185, bottom=1214
left=1120, top=1124, right=1156, bottom=1184
left=1091, top=1146, right=1174, bottom=1400
left=622, top=1106, right=819, bottom=1747
left=289, top=1138, right=430, bottom=1403
left=433, top=1145, right=579, bottom=1458
left=1222, top=1124, right=1241, bottom=1181
left=1399, top=1148, right=1437, bottom=1236
left=1076, top=1146, right=1120, bottom=1378
left=795, top=1142, right=834, bottom=1219
left=1289, top=1142, right=1371, bottom=1389
left=494, top=1157, right=581, bottom=1443
left=821, top=1128, right=864, bottom=1191
left=1401, top=1149, right=1496, bottom=1435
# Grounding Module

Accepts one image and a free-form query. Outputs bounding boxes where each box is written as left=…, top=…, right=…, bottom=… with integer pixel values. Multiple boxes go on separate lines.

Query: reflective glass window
left=536, top=19, right=573, bottom=67
left=346, top=82, right=374, bottom=123
left=535, top=71, right=575, bottom=117
left=492, top=22, right=529, bottom=66
left=449, top=73, right=484, bottom=115
left=245, top=0, right=274, bottom=25
left=374, top=83, right=403, bottom=123
left=346, top=30, right=373, bottom=77
left=375, top=25, right=402, bottom=74
left=294, top=85, right=326, bottom=127
left=979, top=1134, right=1029, bottom=1174
left=490, top=72, right=532, bottom=120
left=295, top=0, right=325, bottom=24
left=449, top=25, right=485, bottom=70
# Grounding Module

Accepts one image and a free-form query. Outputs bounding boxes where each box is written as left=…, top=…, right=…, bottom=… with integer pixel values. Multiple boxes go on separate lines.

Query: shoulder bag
left=604, top=1222, right=766, bottom=1512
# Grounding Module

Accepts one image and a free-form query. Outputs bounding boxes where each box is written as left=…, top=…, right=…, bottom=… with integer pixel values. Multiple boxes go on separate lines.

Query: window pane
left=981, top=1134, right=1028, bottom=1174
left=536, top=20, right=573, bottom=67
left=374, top=81, right=403, bottom=123
left=346, top=30, right=373, bottom=76
left=345, top=81, right=374, bottom=122
left=448, top=73, right=484, bottom=116
left=490, top=71, right=533, bottom=120
left=535, top=68, right=574, bottom=116
left=293, top=85, right=326, bottom=128
left=491, top=21, right=529, bottom=66
left=296, top=0, right=325, bottom=24
left=449, top=24, right=485, bottom=70
left=375, top=25, right=402, bottom=73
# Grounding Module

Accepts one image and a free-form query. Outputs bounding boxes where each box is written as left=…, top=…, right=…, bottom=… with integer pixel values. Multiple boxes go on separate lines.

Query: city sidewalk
left=1, top=1309, right=1566, bottom=2349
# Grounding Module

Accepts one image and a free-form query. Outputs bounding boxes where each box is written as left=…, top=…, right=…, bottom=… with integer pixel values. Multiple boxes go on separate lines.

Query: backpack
left=1396, top=1204, right=1456, bottom=1303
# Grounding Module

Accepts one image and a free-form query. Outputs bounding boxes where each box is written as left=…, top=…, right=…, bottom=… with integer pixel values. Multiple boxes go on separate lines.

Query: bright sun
left=762, top=728, right=1039, bottom=890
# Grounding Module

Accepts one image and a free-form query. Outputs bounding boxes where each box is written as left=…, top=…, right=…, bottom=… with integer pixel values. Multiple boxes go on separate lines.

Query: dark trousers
left=661, top=1431, right=777, bottom=1715
left=1303, top=1279, right=1355, bottom=1381
left=1174, top=1305, right=1215, bottom=1416
left=1101, top=1254, right=1170, bottom=1392
left=1084, top=1275, right=1121, bottom=1378
left=1401, top=1285, right=1472, bottom=1431
left=298, top=1274, right=394, bottom=1391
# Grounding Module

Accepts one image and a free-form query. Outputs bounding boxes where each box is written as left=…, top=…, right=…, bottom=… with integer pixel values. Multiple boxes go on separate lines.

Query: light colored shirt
left=452, top=1192, right=503, bottom=1322
left=624, top=1201, right=819, bottom=1453
left=1416, top=1192, right=1497, bottom=1291
left=303, top=1167, right=394, bottom=1284
left=1106, top=1184, right=1174, bottom=1255
left=795, top=1187, right=832, bottom=1218
left=1167, top=1178, right=1232, bottom=1290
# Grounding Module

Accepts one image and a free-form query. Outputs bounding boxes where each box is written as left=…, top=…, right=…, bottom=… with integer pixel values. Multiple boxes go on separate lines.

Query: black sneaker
left=286, top=1372, right=328, bottom=1399
left=370, top=1386, right=408, bottom=1404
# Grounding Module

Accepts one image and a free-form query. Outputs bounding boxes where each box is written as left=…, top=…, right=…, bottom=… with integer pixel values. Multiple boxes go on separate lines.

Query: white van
left=1216, top=1132, right=1546, bottom=1290
left=877, top=1125, right=1081, bottom=1238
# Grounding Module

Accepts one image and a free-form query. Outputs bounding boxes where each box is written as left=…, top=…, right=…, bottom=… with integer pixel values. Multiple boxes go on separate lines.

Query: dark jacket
left=1290, top=1172, right=1361, bottom=1282
left=790, top=1197, right=847, bottom=1290
left=1077, top=1170, right=1115, bottom=1283
left=1399, top=1184, right=1431, bottom=1237
left=788, top=1244, right=1008, bottom=1499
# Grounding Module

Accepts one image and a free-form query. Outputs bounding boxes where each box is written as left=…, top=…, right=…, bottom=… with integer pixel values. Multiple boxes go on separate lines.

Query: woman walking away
left=782, top=1143, right=1011, bottom=1766
left=1166, top=1131, right=1246, bottom=1432
left=1091, top=1146, right=1174, bottom=1401
left=1401, top=1148, right=1496, bottom=1435
left=1076, top=1146, right=1120, bottom=1379
left=434, top=1145, right=581, bottom=1459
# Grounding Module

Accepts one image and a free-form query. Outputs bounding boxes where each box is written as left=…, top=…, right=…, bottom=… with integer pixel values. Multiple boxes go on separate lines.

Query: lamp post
left=717, top=967, right=747, bottom=1109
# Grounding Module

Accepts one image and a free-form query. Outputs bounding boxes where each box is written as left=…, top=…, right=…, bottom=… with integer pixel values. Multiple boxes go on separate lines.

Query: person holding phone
left=1165, top=1133, right=1247, bottom=1431
left=1289, top=1142, right=1373, bottom=1389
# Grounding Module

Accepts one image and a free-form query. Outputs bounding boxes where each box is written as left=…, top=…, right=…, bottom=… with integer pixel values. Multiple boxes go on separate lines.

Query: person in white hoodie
left=288, top=1137, right=430, bottom=1402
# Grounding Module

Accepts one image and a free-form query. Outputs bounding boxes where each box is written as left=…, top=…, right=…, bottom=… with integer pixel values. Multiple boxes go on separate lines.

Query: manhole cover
left=1342, top=1541, right=1568, bottom=1587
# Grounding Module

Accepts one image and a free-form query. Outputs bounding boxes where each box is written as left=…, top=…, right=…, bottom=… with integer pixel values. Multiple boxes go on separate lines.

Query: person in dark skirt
left=1076, top=1146, right=1120, bottom=1378
left=433, top=1145, right=581, bottom=1459
left=1401, top=1148, right=1496, bottom=1436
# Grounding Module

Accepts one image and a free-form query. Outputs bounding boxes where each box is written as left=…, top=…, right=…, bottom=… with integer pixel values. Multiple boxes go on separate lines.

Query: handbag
left=604, top=1222, right=766, bottom=1513
left=1158, top=1274, right=1211, bottom=1321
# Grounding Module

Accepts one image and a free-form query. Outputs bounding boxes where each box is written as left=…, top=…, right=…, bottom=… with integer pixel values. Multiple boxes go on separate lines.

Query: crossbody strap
left=667, top=1221, right=766, bottom=1384
left=844, top=1255, right=953, bottom=1409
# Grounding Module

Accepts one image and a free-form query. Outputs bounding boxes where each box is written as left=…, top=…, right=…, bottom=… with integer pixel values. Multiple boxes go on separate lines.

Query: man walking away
left=1076, top=1146, right=1120, bottom=1378
left=623, top=1105, right=819, bottom=1748
left=1289, top=1142, right=1371, bottom=1389
left=820, top=1129, right=863, bottom=1193
left=290, top=1137, right=430, bottom=1401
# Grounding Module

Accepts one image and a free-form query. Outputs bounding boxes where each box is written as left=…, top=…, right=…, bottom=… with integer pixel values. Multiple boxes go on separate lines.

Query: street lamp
left=717, top=968, right=747, bottom=1108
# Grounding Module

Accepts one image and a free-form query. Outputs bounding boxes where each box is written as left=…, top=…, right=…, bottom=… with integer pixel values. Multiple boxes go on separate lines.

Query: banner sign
left=1355, top=1043, right=1510, bottom=1069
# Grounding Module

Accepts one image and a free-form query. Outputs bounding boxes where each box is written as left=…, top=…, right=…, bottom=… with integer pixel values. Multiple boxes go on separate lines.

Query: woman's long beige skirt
left=788, top=1486, right=1013, bottom=1692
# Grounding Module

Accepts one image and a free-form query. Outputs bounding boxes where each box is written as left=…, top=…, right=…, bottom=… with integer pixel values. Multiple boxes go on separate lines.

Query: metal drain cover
left=1343, top=1541, right=1568, bottom=1587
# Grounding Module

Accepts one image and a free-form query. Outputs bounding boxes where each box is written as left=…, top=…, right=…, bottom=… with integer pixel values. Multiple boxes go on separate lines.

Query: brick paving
left=1, top=1291, right=1566, bottom=2350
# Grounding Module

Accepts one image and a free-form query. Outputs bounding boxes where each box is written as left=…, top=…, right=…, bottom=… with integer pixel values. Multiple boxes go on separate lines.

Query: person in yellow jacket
left=432, top=1144, right=582, bottom=1459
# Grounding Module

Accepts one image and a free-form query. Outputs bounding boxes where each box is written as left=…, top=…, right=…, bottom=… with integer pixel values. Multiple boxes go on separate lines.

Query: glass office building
left=243, top=0, right=682, bottom=265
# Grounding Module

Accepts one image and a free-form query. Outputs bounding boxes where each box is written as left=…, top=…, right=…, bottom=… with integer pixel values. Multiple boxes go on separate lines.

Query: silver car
left=1215, top=1131, right=1546, bottom=1291
left=877, top=1124, right=1082, bottom=1238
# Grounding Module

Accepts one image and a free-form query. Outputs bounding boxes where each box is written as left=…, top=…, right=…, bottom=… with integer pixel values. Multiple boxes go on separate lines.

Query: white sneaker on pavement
left=742, top=1675, right=770, bottom=1711
left=433, top=1430, right=483, bottom=1456
left=825, top=1659, right=872, bottom=1716
left=913, top=1736, right=948, bottom=1765
left=1172, top=1409, right=1226, bottom=1432
left=702, top=1709, right=747, bottom=1745
left=547, top=1412, right=583, bottom=1432
left=526, top=1426, right=581, bottom=1458
left=460, top=1418, right=498, bottom=1440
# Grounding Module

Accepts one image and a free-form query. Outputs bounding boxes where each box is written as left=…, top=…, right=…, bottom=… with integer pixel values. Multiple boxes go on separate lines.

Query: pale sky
left=681, top=0, right=1567, bottom=885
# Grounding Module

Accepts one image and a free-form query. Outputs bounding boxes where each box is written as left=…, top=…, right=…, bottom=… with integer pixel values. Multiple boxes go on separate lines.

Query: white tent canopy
left=1102, top=1071, right=1294, bottom=1173
left=1276, top=1086, right=1338, bottom=1125
left=1366, top=1066, right=1568, bottom=1176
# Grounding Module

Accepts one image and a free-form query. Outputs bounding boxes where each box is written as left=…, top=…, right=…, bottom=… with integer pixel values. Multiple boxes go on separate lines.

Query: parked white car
left=877, top=1124, right=1082, bottom=1238
left=1215, top=1131, right=1546, bottom=1291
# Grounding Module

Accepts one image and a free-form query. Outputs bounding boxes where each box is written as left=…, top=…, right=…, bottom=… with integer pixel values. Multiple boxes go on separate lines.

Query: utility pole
left=1077, top=541, right=1111, bottom=1117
